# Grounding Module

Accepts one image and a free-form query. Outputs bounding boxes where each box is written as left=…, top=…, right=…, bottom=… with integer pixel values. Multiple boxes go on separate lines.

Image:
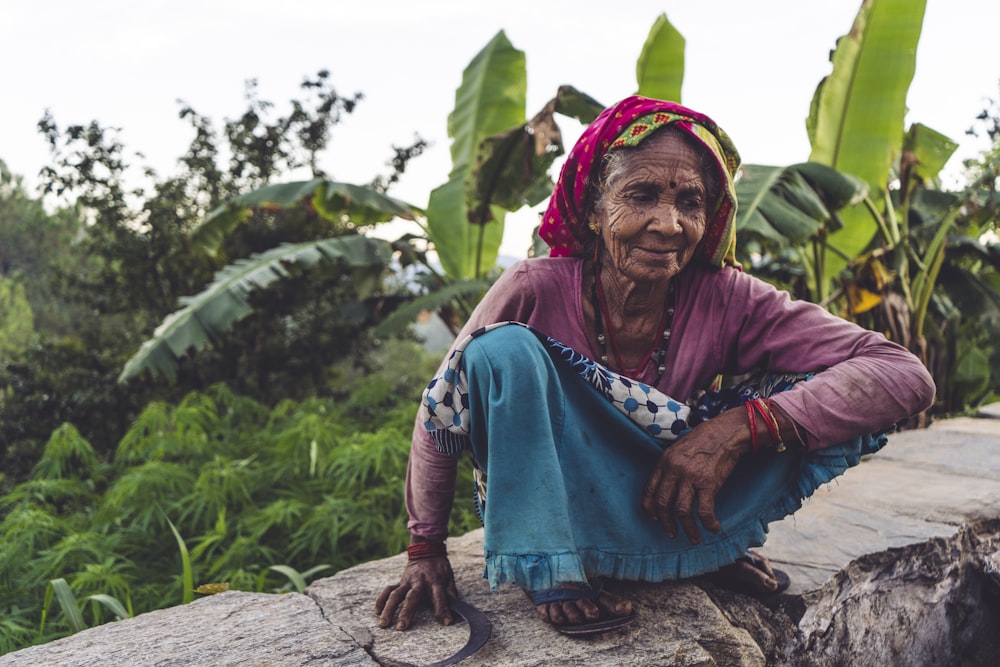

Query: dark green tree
left=0, top=72, right=426, bottom=489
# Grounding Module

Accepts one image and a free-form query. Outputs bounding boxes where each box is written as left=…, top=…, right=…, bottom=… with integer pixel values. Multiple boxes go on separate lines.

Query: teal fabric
left=461, top=325, right=884, bottom=592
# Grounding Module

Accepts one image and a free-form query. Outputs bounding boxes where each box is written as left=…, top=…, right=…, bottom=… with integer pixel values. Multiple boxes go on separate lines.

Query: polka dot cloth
left=422, top=322, right=694, bottom=455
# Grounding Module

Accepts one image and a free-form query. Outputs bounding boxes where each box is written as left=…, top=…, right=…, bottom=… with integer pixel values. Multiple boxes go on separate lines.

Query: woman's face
left=593, top=130, right=712, bottom=285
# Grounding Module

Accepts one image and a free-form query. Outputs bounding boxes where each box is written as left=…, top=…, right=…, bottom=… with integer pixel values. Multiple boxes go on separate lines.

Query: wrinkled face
left=593, top=129, right=712, bottom=284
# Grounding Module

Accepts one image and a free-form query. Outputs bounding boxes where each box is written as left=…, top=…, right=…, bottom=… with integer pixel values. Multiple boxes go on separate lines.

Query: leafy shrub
left=0, top=338, right=480, bottom=654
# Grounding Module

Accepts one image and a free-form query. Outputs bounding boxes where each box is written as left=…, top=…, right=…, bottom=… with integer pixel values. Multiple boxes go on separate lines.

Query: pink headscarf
left=539, top=96, right=741, bottom=269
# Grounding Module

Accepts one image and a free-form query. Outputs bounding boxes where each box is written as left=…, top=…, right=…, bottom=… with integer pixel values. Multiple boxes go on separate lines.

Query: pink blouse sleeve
left=405, top=263, right=539, bottom=540
left=715, top=270, right=935, bottom=449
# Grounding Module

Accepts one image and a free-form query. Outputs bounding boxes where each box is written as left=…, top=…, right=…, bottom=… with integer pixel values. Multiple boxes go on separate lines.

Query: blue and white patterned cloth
left=422, top=322, right=695, bottom=455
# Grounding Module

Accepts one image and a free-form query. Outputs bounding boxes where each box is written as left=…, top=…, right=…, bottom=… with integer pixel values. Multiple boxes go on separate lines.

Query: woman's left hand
left=641, top=407, right=752, bottom=543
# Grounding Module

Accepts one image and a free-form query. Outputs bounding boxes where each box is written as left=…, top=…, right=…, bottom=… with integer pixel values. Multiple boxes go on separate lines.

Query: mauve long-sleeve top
left=406, top=257, right=936, bottom=540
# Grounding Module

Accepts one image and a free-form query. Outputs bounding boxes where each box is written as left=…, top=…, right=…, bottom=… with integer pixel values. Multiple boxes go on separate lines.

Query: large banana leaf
left=635, top=13, right=685, bottom=102
left=426, top=30, right=526, bottom=280
left=735, top=162, right=869, bottom=249
left=191, top=178, right=422, bottom=256
left=807, top=0, right=926, bottom=281
left=119, top=235, right=392, bottom=383
left=471, top=85, right=604, bottom=214
left=372, top=278, right=492, bottom=338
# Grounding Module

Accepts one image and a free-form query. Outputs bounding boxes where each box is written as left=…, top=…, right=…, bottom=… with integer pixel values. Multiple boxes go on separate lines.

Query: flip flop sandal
left=528, top=579, right=637, bottom=636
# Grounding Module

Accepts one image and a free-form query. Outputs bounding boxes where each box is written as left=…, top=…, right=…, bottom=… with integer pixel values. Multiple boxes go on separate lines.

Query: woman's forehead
left=608, top=132, right=708, bottom=184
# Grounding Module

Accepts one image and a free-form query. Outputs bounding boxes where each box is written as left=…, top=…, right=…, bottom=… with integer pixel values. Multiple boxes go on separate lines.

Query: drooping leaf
left=636, top=13, right=685, bottom=102
left=372, top=279, right=492, bottom=338
left=902, top=123, right=959, bottom=186
left=119, top=235, right=392, bottom=383
left=192, top=178, right=421, bottom=255
left=426, top=31, right=525, bottom=280
left=549, top=85, right=605, bottom=125
left=807, top=0, right=927, bottom=281
left=81, top=593, right=131, bottom=621
left=267, top=564, right=307, bottom=593
left=472, top=85, right=604, bottom=215
left=735, top=162, right=869, bottom=251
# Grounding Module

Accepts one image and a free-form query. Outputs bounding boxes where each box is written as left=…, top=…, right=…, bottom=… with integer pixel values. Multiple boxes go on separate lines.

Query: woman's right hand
left=375, top=556, right=459, bottom=630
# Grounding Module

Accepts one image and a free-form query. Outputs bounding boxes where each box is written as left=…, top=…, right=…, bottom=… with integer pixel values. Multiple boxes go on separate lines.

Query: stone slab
left=309, top=529, right=774, bottom=667
left=764, top=419, right=1000, bottom=593
left=0, top=591, right=375, bottom=667
left=977, top=402, right=1000, bottom=419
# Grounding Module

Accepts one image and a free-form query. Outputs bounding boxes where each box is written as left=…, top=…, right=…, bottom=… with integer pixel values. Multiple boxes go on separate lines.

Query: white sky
left=2, top=0, right=997, bottom=258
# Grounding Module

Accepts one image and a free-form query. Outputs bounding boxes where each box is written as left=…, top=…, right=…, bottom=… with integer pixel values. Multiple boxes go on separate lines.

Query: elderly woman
left=375, top=96, right=935, bottom=635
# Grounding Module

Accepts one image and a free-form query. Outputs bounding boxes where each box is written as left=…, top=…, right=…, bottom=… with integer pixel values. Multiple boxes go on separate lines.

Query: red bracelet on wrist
left=746, top=401, right=760, bottom=454
left=407, top=541, right=447, bottom=561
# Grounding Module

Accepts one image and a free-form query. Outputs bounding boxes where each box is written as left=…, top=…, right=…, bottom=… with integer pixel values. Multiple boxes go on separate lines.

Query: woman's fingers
left=374, top=584, right=394, bottom=614
left=394, top=584, right=426, bottom=630
left=697, top=488, right=721, bottom=534
left=653, top=472, right=679, bottom=539
left=376, top=584, right=409, bottom=628
left=641, top=464, right=664, bottom=517
left=674, top=482, right=702, bottom=544
left=430, top=583, right=455, bottom=626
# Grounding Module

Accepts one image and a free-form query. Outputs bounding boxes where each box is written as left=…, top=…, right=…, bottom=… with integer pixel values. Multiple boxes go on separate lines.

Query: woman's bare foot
left=531, top=582, right=634, bottom=627
left=713, top=550, right=784, bottom=594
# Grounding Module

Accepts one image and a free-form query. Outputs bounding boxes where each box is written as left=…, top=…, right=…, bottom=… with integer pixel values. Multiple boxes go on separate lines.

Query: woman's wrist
left=745, top=398, right=804, bottom=452
left=406, top=540, right=447, bottom=561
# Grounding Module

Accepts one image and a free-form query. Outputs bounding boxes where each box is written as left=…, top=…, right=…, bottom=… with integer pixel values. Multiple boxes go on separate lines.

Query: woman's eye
left=626, top=188, right=657, bottom=204
left=678, top=191, right=704, bottom=210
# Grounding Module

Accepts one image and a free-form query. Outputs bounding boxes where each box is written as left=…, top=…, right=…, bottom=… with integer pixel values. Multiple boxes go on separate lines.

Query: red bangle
left=407, top=541, right=447, bottom=561
left=747, top=399, right=785, bottom=452
left=746, top=401, right=760, bottom=454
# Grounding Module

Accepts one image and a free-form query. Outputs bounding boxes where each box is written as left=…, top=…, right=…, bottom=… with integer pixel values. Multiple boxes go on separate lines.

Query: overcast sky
left=2, top=0, right=997, bottom=257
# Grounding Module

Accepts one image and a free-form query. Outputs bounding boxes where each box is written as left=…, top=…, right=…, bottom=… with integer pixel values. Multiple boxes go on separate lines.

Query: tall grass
left=0, top=339, right=481, bottom=654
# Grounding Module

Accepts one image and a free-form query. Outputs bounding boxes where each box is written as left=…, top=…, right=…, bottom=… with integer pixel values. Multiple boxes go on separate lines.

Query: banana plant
left=806, top=0, right=927, bottom=298
left=118, top=235, right=393, bottom=383
left=636, top=13, right=685, bottom=102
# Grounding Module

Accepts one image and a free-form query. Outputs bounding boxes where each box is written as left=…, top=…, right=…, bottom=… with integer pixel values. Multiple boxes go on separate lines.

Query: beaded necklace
left=590, top=245, right=676, bottom=383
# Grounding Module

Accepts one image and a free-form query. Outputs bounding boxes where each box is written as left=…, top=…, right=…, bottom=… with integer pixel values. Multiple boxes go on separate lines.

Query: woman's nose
left=648, top=204, right=683, bottom=234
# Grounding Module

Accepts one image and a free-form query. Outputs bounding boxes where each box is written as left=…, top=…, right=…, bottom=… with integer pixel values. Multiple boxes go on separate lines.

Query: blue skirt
left=428, top=324, right=885, bottom=592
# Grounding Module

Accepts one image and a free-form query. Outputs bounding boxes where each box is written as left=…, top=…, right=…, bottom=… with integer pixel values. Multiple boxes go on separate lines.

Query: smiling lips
left=638, top=247, right=681, bottom=257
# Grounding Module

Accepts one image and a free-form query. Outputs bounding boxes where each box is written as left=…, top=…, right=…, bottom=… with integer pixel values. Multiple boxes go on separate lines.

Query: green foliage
left=1, top=69, right=428, bottom=492
left=0, top=338, right=480, bottom=655
left=635, top=13, right=685, bottom=102
left=0, top=276, right=34, bottom=361
left=806, top=0, right=927, bottom=289
left=426, top=30, right=525, bottom=280
left=32, top=424, right=99, bottom=481
left=119, top=235, right=395, bottom=384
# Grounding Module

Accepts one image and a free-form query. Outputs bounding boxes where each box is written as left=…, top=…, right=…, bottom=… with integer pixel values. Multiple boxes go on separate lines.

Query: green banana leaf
left=471, top=85, right=604, bottom=215
left=636, top=13, right=685, bottom=102
left=807, top=0, right=926, bottom=281
left=735, top=162, right=869, bottom=249
left=426, top=30, right=526, bottom=280
left=372, top=278, right=492, bottom=338
left=903, top=123, right=959, bottom=186
left=191, top=178, right=422, bottom=256
left=119, top=235, right=391, bottom=383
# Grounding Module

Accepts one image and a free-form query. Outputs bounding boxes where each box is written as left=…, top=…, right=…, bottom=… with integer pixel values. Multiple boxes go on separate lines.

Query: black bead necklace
left=590, top=249, right=676, bottom=383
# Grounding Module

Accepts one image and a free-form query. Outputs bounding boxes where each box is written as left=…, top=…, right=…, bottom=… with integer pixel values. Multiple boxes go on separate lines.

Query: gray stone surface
left=4, top=404, right=1000, bottom=666
left=798, top=519, right=1000, bottom=667
left=765, top=409, right=1000, bottom=593
left=978, top=402, right=1000, bottom=419
left=310, top=528, right=784, bottom=667
left=0, top=591, right=375, bottom=667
